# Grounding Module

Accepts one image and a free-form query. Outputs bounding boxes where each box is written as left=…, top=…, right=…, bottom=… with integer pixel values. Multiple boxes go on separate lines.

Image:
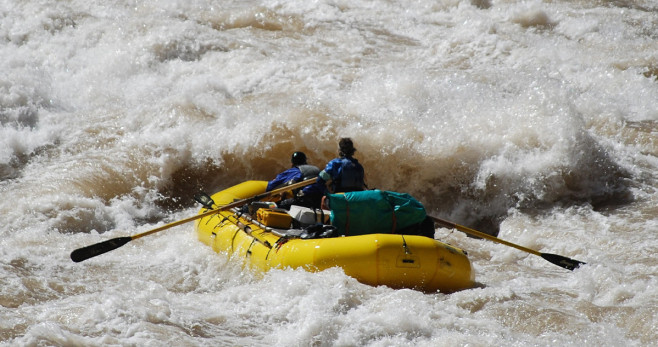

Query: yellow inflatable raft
left=194, top=181, right=475, bottom=293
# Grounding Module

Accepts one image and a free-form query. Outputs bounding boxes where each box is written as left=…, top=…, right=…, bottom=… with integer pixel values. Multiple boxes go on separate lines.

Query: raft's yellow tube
left=195, top=181, right=475, bottom=293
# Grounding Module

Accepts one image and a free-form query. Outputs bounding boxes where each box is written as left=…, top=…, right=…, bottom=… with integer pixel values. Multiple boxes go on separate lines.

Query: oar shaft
left=130, top=178, right=316, bottom=241
left=72, top=178, right=317, bottom=261
left=130, top=216, right=202, bottom=240
left=431, top=216, right=541, bottom=257
left=430, top=215, right=585, bottom=270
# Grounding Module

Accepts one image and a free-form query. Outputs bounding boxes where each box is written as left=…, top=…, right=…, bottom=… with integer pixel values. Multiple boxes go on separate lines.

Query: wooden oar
left=70, top=178, right=317, bottom=262
left=430, top=216, right=586, bottom=271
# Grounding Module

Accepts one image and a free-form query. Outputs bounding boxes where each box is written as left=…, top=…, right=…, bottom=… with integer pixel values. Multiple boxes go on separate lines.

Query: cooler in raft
left=194, top=181, right=475, bottom=293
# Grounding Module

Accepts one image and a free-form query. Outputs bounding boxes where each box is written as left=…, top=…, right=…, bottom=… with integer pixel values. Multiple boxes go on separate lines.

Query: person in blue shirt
left=267, top=152, right=324, bottom=208
left=318, top=138, right=366, bottom=193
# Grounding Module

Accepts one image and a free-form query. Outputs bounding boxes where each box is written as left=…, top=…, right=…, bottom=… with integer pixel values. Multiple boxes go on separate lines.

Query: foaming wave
left=290, top=68, right=634, bottom=234
left=3, top=76, right=631, bottom=238
left=511, top=8, right=556, bottom=29
left=0, top=65, right=61, bottom=180
left=202, top=6, right=305, bottom=32
left=148, top=113, right=629, bottom=237
left=0, top=0, right=644, bottom=240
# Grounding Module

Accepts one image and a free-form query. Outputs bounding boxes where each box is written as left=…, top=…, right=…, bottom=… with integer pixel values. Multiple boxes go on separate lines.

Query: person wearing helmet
left=266, top=151, right=323, bottom=208
left=317, top=138, right=366, bottom=193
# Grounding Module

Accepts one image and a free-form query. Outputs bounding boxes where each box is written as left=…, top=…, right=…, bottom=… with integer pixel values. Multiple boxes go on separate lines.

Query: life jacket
left=298, top=164, right=320, bottom=180
left=333, top=158, right=364, bottom=193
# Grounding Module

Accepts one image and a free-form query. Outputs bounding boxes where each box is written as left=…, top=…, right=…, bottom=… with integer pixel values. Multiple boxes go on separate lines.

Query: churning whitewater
left=1, top=0, right=657, bottom=346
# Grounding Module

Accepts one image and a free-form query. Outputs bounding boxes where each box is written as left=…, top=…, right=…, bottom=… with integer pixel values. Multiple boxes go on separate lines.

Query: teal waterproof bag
left=327, top=190, right=427, bottom=236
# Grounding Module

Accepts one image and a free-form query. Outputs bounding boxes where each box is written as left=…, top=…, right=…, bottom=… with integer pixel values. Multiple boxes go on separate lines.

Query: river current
left=1, top=0, right=657, bottom=346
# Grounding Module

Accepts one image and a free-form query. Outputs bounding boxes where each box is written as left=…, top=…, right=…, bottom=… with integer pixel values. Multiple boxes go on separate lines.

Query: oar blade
left=193, top=192, right=215, bottom=209
left=540, top=253, right=586, bottom=271
left=70, top=178, right=317, bottom=263
left=70, top=237, right=133, bottom=263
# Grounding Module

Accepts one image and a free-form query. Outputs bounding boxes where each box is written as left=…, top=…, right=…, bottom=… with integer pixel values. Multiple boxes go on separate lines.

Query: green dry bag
left=327, top=190, right=427, bottom=236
